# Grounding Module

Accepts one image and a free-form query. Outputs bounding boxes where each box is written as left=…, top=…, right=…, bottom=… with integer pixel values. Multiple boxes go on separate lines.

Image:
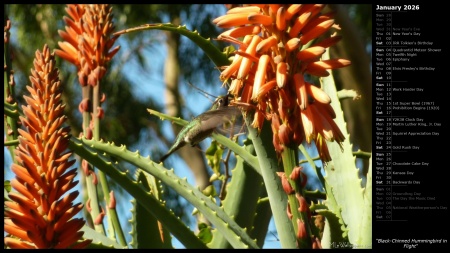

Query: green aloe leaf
left=70, top=137, right=259, bottom=249
left=208, top=139, right=264, bottom=248
left=358, top=156, right=372, bottom=248
left=82, top=225, right=127, bottom=249
left=129, top=169, right=173, bottom=248
left=70, top=138, right=207, bottom=249
left=320, top=50, right=370, bottom=248
left=114, top=23, right=229, bottom=68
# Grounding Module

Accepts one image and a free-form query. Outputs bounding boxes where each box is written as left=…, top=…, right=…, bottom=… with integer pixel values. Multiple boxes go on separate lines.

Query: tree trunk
left=329, top=4, right=372, bottom=174
left=163, top=17, right=211, bottom=192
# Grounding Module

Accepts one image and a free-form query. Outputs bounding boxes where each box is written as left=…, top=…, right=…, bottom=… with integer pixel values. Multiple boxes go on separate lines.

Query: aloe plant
left=4, top=4, right=371, bottom=249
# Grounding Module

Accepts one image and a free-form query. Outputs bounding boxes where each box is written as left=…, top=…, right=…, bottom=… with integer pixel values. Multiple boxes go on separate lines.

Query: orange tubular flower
left=4, top=45, right=91, bottom=249
left=215, top=4, right=350, bottom=163
left=55, top=4, right=120, bottom=87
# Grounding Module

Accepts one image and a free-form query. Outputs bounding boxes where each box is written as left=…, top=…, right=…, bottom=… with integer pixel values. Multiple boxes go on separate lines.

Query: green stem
left=245, top=115, right=297, bottom=248
left=299, top=144, right=325, bottom=187
left=4, top=139, right=19, bottom=146
left=93, top=80, right=126, bottom=246
left=82, top=84, right=105, bottom=235
left=257, top=197, right=269, bottom=203
left=353, top=150, right=372, bottom=159
left=309, top=204, right=328, bottom=212
left=4, top=101, right=19, bottom=118
left=4, top=11, right=18, bottom=163
left=281, top=146, right=312, bottom=248
left=304, top=190, right=326, bottom=200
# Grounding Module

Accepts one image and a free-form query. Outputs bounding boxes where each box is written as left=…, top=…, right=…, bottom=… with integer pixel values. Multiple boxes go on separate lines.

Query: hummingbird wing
left=174, top=107, right=240, bottom=147
left=215, top=121, right=247, bottom=137
left=198, top=106, right=246, bottom=137
left=215, top=113, right=246, bottom=137
left=198, top=107, right=241, bottom=128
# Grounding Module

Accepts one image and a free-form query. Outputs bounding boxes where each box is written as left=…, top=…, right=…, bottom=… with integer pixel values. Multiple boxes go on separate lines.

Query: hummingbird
left=159, top=94, right=242, bottom=162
